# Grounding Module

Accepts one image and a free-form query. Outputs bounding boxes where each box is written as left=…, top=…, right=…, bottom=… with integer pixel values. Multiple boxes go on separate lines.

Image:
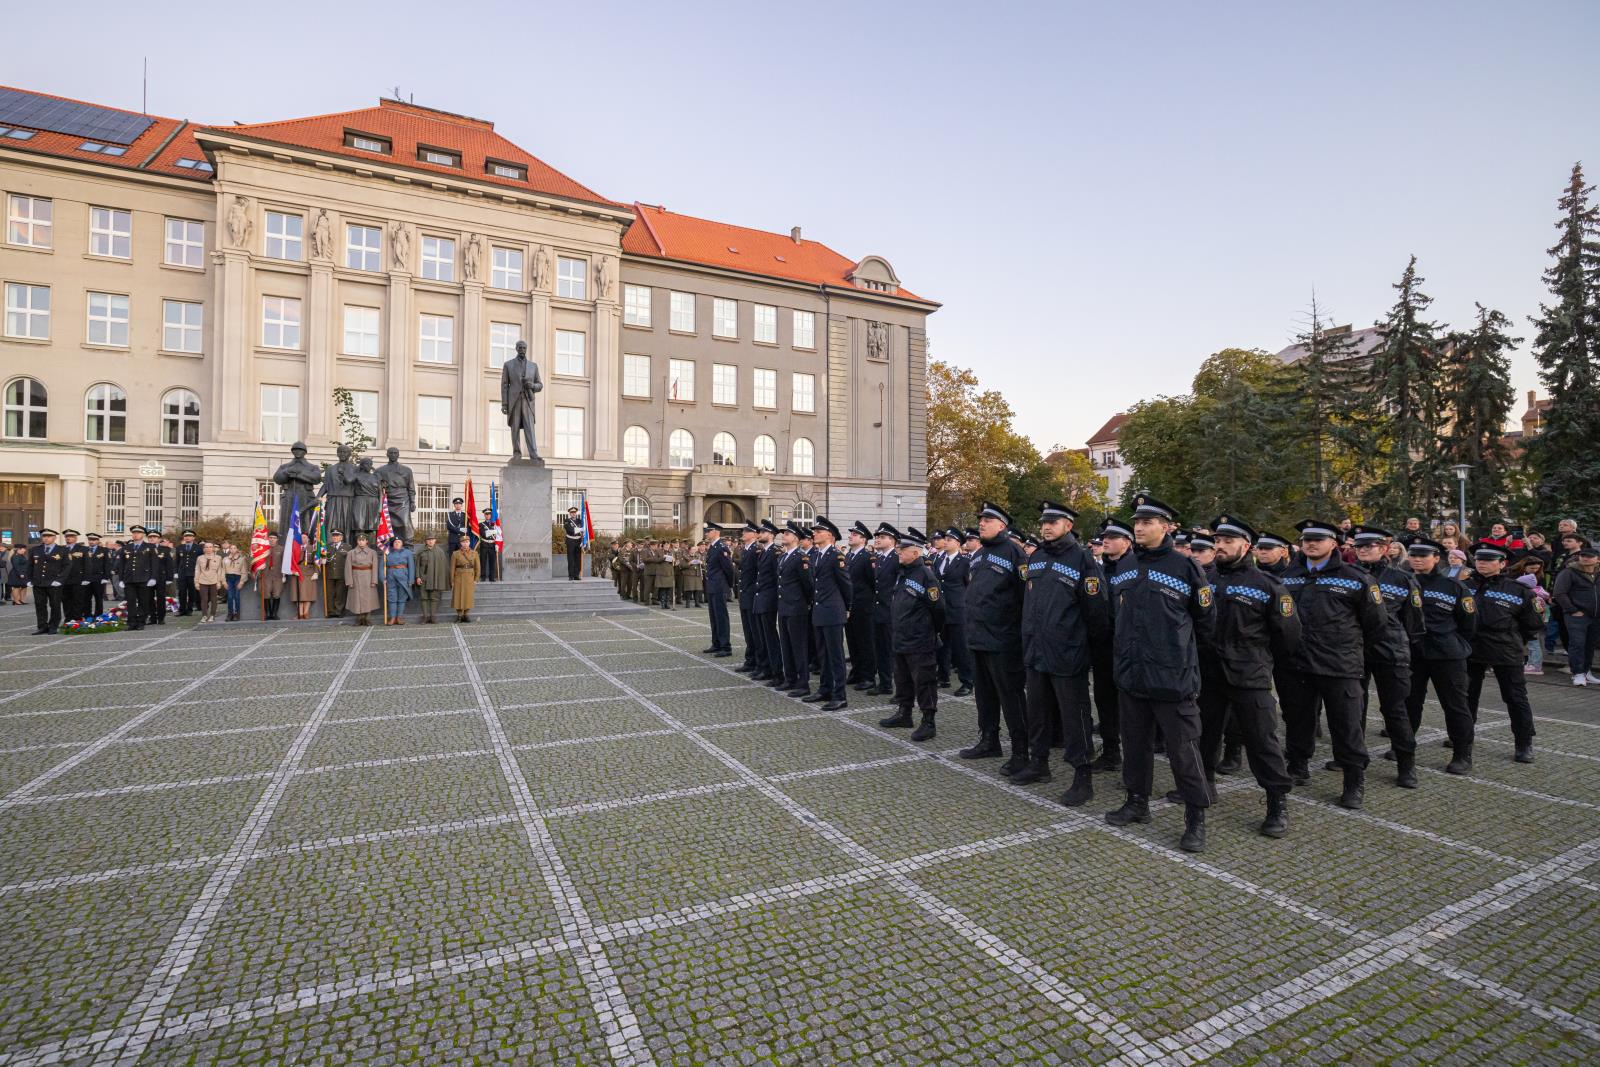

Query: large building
left=0, top=85, right=936, bottom=541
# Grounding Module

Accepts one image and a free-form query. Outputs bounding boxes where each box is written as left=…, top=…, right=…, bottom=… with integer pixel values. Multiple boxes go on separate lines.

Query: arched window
left=791, top=436, right=815, bottom=476
left=793, top=501, right=815, bottom=522
left=85, top=383, right=126, bottom=443
left=712, top=431, right=736, bottom=466
left=623, top=496, right=651, bottom=530
left=668, top=428, right=694, bottom=469
left=3, top=377, right=47, bottom=439
left=622, top=425, right=650, bottom=467
left=161, top=388, right=200, bottom=446
left=753, top=434, right=776, bottom=472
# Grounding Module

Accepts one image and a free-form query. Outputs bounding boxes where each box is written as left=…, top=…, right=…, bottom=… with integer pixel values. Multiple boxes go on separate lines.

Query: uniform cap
left=963, top=527, right=981, bottom=541
left=743, top=521, right=762, bottom=534
left=1173, top=530, right=1190, bottom=547
left=568, top=506, right=579, bottom=513
left=1295, top=518, right=1342, bottom=541
left=785, top=520, right=808, bottom=538
left=1089, top=536, right=1104, bottom=546
left=86, top=533, right=101, bottom=541
left=1100, top=516, right=1134, bottom=540
left=1349, top=524, right=1391, bottom=546
left=61, top=529, right=80, bottom=537
left=812, top=516, right=841, bottom=540
left=849, top=520, right=872, bottom=539
left=1576, top=542, right=1600, bottom=557
left=1255, top=531, right=1290, bottom=550
left=760, top=519, right=782, bottom=535
left=704, top=522, right=723, bottom=535
left=1022, top=534, right=1041, bottom=548
left=181, top=529, right=196, bottom=536
left=1211, top=515, right=1258, bottom=543
left=40, top=528, right=59, bottom=536
left=1038, top=500, right=1078, bottom=522
left=1471, top=540, right=1509, bottom=561
left=897, top=528, right=926, bottom=549
left=944, top=527, right=964, bottom=542
left=452, top=497, right=464, bottom=505
left=1187, top=529, right=1216, bottom=551
left=874, top=522, right=901, bottom=540
left=907, top=526, right=927, bottom=543
left=1130, top=494, right=1177, bottom=522
left=1406, top=537, right=1446, bottom=556
left=127, top=525, right=145, bottom=534
left=978, top=501, right=1013, bottom=526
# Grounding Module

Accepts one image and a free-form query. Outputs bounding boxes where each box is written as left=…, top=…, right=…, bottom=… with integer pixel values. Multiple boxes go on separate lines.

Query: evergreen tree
left=1361, top=256, right=1447, bottom=523
left=1440, top=304, right=1519, bottom=532
left=1526, top=163, right=1600, bottom=531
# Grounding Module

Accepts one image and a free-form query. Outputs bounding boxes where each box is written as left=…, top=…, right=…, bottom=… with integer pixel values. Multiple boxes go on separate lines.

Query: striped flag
left=490, top=482, right=502, bottom=555
left=581, top=493, right=595, bottom=548
left=282, top=494, right=303, bottom=577
left=309, top=503, right=328, bottom=564
left=249, top=501, right=271, bottom=575
left=375, top=491, right=392, bottom=546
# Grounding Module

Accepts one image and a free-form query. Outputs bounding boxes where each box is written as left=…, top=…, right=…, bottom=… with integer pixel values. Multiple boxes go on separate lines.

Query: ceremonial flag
left=581, top=493, right=595, bottom=548
left=249, top=501, right=271, bottom=575
left=464, top=478, right=480, bottom=549
left=282, top=493, right=303, bottom=577
left=375, top=491, right=392, bottom=546
left=309, top=503, right=328, bottom=565
left=489, top=482, right=502, bottom=556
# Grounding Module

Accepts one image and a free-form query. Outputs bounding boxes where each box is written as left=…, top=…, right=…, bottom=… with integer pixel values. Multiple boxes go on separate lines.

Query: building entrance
left=0, top=480, right=45, bottom=544
left=704, top=500, right=745, bottom=525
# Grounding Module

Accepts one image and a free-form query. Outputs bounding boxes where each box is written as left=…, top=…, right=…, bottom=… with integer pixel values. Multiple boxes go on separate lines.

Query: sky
left=16, top=0, right=1598, bottom=451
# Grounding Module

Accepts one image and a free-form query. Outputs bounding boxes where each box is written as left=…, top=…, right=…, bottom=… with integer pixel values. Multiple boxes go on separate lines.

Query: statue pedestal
left=498, top=458, right=552, bottom=581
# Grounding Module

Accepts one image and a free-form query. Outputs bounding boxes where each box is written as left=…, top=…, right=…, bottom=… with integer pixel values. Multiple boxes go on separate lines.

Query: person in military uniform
left=414, top=534, right=450, bottom=624
left=84, top=533, right=110, bottom=618
left=175, top=529, right=201, bottom=616
left=1350, top=525, right=1424, bottom=787
left=844, top=521, right=877, bottom=690
left=120, top=525, right=160, bottom=631
left=564, top=506, right=584, bottom=580
left=1016, top=501, right=1109, bottom=806
left=753, top=521, right=784, bottom=683
left=775, top=521, right=815, bottom=696
left=151, top=532, right=176, bottom=625
left=879, top=528, right=945, bottom=741
left=1091, top=517, right=1135, bottom=772
left=384, top=536, right=415, bottom=624
left=1253, top=531, right=1292, bottom=576
left=1105, top=494, right=1215, bottom=852
left=479, top=508, right=500, bottom=582
left=60, top=530, right=87, bottom=622
left=325, top=530, right=349, bottom=617
left=735, top=525, right=764, bottom=672
left=446, top=498, right=468, bottom=554
left=701, top=523, right=737, bottom=657
left=868, top=524, right=899, bottom=695
left=1465, top=540, right=1541, bottom=764
left=649, top=540, right=676, bottom=610
left=452, top=536, right=480, bottom=622
left=28, top=529, right=67, bottom=634
left=259, top=532, right=284, bottom=621
left=934, top=527, right=975, bottom=696
left=343, top=533, right=380, bottom=625
left=958, top=503, right=1030, bottom=769
left=803, top=517, right=852, bottom=708
left=1405, top=537, right=1479, bottom=774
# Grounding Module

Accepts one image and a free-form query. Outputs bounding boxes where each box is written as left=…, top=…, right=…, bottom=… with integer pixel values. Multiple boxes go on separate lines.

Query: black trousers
left=1406, top=657, right=1474, bottom=750
left=752, top=610, right=780, bottom=675
left=739, top=598, right=759, bottom=667
left=566, top=540, right=582, bottom=580
left=1199, top=682, right=1292, bottom=793
left=178, top=577, right=198, bottom=615
left=894, top=650, right=938, bottom=714
left=1365, top=664, right=1417, bottom=756
left=778, top=614, right=811, bottom=689
left=872, top=618, right=894, bottom=689
left=1466, top=661, right=1536, bottom=744
left=1090, top=641, right=1120, bottom=754
left=1281, top=672, right=1369, bottom=769
left=1120, top=694, right=1210, bottom=806
left=707, top=585, right=732, bottom=651
left=482, top=544, right=500, bottom=582
left=86, top=582, right=104, bottom=618
left=1024, top=669, right=1095, bottom=770
left=846, top=609, right=875, bottom=683
left=34, top=585, right=63, bottom=631
left=972, top=649, right=1027, bottom=750
left=125, top=584, right=153, bottom=629
left=937, top=621, right=975, bottom=687
left=152, top=584, right=168, bottom=622
left=816, top=623, right=846, bottom=699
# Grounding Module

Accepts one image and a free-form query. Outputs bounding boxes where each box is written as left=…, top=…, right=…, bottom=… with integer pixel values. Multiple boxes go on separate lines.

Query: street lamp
left=894, top=496, right=903, bottom=528
left=1450, top=464, right=1472, bottom=532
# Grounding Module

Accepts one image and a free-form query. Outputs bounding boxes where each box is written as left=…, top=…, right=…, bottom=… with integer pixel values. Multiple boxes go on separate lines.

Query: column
left=460, top=280, right=485, bottom=453
left=306, top=261, right=334, bottom=440
left=213, top=250, right=252, bottom=442
left=385, top=266, right=414, bottom=451
left=592, top=258, right=620, bottom=461
left=688, top=493, right=704, bottom=527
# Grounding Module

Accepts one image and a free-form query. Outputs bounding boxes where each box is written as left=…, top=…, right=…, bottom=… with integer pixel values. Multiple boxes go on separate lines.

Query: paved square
left=2, top=604, right=1598, bottom=1065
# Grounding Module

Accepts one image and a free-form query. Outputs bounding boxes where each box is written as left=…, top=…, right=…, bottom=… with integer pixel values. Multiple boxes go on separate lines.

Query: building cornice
left=0, top=145, right=211, bottom=194
left=621, top=252, right=940, bottom=313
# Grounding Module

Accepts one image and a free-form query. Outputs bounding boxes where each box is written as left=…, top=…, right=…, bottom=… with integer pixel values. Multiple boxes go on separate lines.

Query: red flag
left=249, top=501, right=271, bottom=575
left=464, top=478, right=480, bottom=548
left=375, top=491, right=392, bottom=545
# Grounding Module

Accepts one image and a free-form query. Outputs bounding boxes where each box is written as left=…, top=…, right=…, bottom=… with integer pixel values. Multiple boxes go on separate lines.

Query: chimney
left=1528, top=389, right=1537, bottom=406
left=790, top=226, right=802, bottom=244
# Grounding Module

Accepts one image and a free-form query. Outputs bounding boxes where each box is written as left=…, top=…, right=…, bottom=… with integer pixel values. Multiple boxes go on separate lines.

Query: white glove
left=51, top=580, right=61, bottom=587
left=147, top=579, right=157, bottom=587
left=82, top=580, right=90, bottom=585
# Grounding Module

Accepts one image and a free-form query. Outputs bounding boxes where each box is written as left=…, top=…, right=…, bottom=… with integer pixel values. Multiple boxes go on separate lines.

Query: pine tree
left=1440, top=304, right=1519, bottom=532
left=1526, top=163, right=1600, bottom=531
left=1361, top=256, right=1447, bottom=524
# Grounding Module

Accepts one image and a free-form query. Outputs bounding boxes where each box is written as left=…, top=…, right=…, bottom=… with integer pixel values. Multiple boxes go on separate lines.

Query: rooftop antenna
left=142, top=57, right=148, bottom=115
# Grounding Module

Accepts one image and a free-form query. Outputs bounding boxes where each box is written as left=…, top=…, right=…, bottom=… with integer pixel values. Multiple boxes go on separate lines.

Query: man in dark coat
left=702, top=523, right=737, bottom=657
left=934, top=527, right=975, bottom=696
left=1465, top=540, right=1544, bottom=765
left=958, top=503, right=1030, bottom=769
left=868, top=524, right=898, bottom=695
left=28, top=528, right=67, bottom=634
left=753, top=521, right=784, bottom=684
left=879, top=528, right=945, bottom=741
left=802, top=517, right=852, bottom=708
left=845, top=521, right=877, bottom=689
left=775, top=521, right=815, bottom=696
left=735, top=524, right=764, bottom=672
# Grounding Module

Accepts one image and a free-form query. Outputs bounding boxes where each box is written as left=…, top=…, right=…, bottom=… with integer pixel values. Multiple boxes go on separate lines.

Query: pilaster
left=460, top=280, right=486, bottom=451
left=306, top=261, right=335, bottom=440
left=385, top=269, right=414, bottom=450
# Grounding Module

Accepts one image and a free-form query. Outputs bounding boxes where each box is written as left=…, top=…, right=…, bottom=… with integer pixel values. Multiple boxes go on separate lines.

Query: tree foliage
left=1440, top=303, right=1519, bottom=531
left=1361, top=256, right=1448, bottom=520
left=332, top=386, right=375, bottom=458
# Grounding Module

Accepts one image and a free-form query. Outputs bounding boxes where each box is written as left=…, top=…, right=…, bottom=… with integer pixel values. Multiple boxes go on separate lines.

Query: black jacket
left=738, top=541, right=761, bottom=607
left=1554, top=567, right=1600, bottom=618
left=936, top=552, right=970, bottom=624
left=1359, top=560, right=1425, bottom=670
left=1110, top=537, right=1214, bottom=702
left=891, top=561, right=946, bottom=653
left=1207, top=556, right=1301, bottom=690
left=63, top=542, right=90, bottom=584
left=705, top=538, right=735, bottom=593
left=176, top=541, right=201, bottom=578
left=846, top=547, right=877, bottom=616
left=1281, top=554, right=1387, bottom=679
left=1465, top=572, right=1544, bottom=666
left=872, top=551, right=896, bottom=623
left=811, top=544, right=852, bottom=626
left=120, top=541, right=160, bottom=584
left=964, top=535, right=1027, bottom=654
left=1412, top=570, right=1477, bottom=661
left=27, top=542, right=68, bottom=585
left=754, top=541, right=780, bottom=614
left=776, top=547, right=813, bottom=619
left=1021, top=534, right=1110, bottom=676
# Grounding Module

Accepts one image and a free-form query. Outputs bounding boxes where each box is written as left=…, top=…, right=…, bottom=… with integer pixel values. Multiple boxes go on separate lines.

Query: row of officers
left=693, top=495, right=1550, bottom=855
left=20, top=525, right=191, bottom=633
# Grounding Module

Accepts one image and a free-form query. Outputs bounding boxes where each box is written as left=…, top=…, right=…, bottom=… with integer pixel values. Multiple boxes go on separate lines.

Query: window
left=179, top=482, right=200, bottom=528
left=792, top=372, right=816, bottom=413
left=753, top=368, right=777, bottom=409
left=623, top=354, right=650, bottom=398
left=491, top=247, right=523, bottom=290
left=554, top=487, right=586, bottom=518
left=623, top=496, right=651, bottom=531
left=161, top=389, right=200, bottom=446
left=668, top=358, right=695, bottom=402
left=86, top=292, right=130, bottom=347
left=793, top=501, right=815, bottom=523
left=623, top=284, right=651, bottom=326
left=671, top=503, right=682, bottom=526
left=162, top=299, right=203, bottom=353
left=8, top=194, right=52, bottom=247
left=1100, top=450, right=1116, bottom=466
left=668, top=429, right=694, bottom=469
left=346, top=224, right=382, bottom=271
left=3, top=377, right=47, bottom=439
left=143, top=481, right=164, bottom=531
left=345, top=132, right=390, bottom=154
left=556, top=256, right=586, bottom=299
left=712, top=432, right=736, bottom=466
left=793, top=309, right=816, bottom=349
left=754, top=304, right=777, bottom=344
left=84, top=383, right=127, bottom=443
left=79, top=141, right=126, bottom=157
left=262, top=296, right=301, bottom=349
left=164, top=218, right=203, bottom=267
left=487, top=160, right=526, bottom=180
left=623, top=425, right=650, bottom=466
left=669, top=291, right=695, bottom=332
left=89, top=206, right=131, bottom=258
left=260, top=385, right=299, bottom=443
left=753, top=434, right=777, bottom=472
left=489, top=322, right=521, bottom=369
left=792, top=437, right=815, bottom=476
left=554, top=406, right=584, bottom=458
left=173, top=158, right=212, bottom=173
left=343, top=306, right=380, bottom=357
left=487, top=402, right=510, bottom=455
left=418, top=314, right=455, bottom=363
left=555, top=329, right=586, bottom=376
left=419, top=146, right=460, bottom=167
left=256, top=480, right=278, bottom=518
left=421, top=235, right=455, bottom=281
left=105, top=480, right=126, bottom=534
left=4, top=282, right=49, bottom=338
left=713, top=298, right=737, bottom=339
left=417, top=395, right=451, bottom=451
left=348, top=390, right=379, bottom=445
left=712, top=364, right=737, bottom=406
left=415, top=484, right=450, bottom=536
left=264, top=211, right=303, bottom=260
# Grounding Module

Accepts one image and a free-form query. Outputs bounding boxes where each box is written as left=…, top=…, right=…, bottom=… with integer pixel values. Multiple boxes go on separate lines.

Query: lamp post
left=1451, top=464, right=1472, bottom=533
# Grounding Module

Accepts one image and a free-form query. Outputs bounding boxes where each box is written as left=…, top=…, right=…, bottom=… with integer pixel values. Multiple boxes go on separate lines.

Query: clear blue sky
left=18, top=0, right=1598, bottom=450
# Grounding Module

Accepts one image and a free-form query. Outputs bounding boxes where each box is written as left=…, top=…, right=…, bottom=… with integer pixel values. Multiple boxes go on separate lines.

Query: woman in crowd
left=290, top=549, right=319, bottom=620
left=6, top=545, right=28, bottom=605
left=222, top=542, right=248, bottom=621
left=1554, top=544, right=1600, bottom=686
left=194, top=541, right=226, bottom=623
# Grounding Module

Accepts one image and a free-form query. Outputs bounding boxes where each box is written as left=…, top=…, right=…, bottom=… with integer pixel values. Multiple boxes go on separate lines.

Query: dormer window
left=79, top=142, right=127, bottom=157
left=344, top=131, right=391, bottom=154
left=418, top=145, right=460, bottom=168
left=486, top=158, right=526, bottom=181
left=174, top=158, right=214, bottom=172
left=846, top=255, right=902, bottom=296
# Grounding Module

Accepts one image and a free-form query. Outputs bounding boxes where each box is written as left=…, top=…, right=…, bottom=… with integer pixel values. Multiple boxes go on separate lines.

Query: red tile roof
left=0, top=83, right=211, bottom=183
left=1086, top=413, right=1129, bottom=446
left=623, top=203, right=933, bottom=303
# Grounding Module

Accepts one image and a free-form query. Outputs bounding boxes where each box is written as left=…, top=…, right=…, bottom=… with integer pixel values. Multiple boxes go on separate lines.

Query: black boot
left=1105, top=794, right=1151, bottom=826
left=1338, top=766, right=1364, bottom=810
left=998, top=750, right=1030, bottom=776
left=1179, top=804, right=1207, bottom=852
left=1216, top=742, right=1243, bottom=775
left=1444, top=743, right=1473, bottom=776
left=1395, top=750, right=1418, bottom=789
left=1288, top=758, right=1310, bottom=786
left=952, top=684, right=973, bottom=697
left=910, top=713, right=936, bottom=742
left=1260, top=791, right=1288, bottom=838
left=1089, top=747, right=1122, bottom=773
left=1059, top=766, right=1094, bottom=807
left=1514, top=741, right=1535, bottom=764
left=1010, top=760, right=1053, bottom=786
left=1323, top=759, right=1341, bottom=772
left=958, top=733, right=1002, bottom=759
left=878, top=710, right=914, bottom=728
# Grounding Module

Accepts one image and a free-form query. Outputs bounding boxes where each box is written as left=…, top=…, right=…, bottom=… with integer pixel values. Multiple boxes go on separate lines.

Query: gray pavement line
left=1531, top=712, right=1600, bottom=730
left=1284, top=792, right=1532, bottom=870
left=1473, top=733, right=1600, bottom=764
left=538, top=620, right=1157, bottom=1059
left=335, top=678, right=473, bottom=694
left=325, top=706, right=477, bottom=725
left=79, top=627, right=375, bottom=1067
left=1417, top=764, right=1600, bottom=811
left=1410, top=950, right=1600, bottom=1045
left=0, top=855, right=226, bottom=896
left=0, top=738, right=88, bottom=754
left=0, top=701, right=170, bottom=721
left=16, top=772, right=278, bottom=805
left=0, top=628, right=183, bottom=707
left=454, top=627, right=657, bottom=1067
left=0, top=632, right=282, bottom=812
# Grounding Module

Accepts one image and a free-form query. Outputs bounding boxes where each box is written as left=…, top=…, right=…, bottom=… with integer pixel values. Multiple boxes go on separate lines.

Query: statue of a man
left=310, top=208, right=334, bottom=261
left=867, top=321, right=887, bottom=361
left=271, top=441, right=323, bottom=536
left=531, top=245, right=551, bottom=292
left=376, top=446, right=418, bottom=540
left=226, top=195, right=251, bottom=248
left=500, top=340, right=543, bottom=460
left=318, top=443, right=358, bottom=541
left=464, top=234, right=484, bottom=282
left=352, top=457, right=382, bottom=538
left=390, top=221, right=412, bottom=270
left=594, top=257, right=612, bottom=300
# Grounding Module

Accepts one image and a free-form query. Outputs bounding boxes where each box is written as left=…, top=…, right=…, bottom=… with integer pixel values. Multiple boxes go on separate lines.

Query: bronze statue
left=376, top=446, right=418, bottom=540
left=271, top=441, right=322, bottom=535
left=499, top=340, right=543, bottom=460
left=318, top=443, right=358, bottom=540
left=352, top=456, right=382, bottom=538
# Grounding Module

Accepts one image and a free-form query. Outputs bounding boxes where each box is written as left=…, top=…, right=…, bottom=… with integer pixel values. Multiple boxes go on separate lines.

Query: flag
left=464, top=478, right=480, bottom=549
left=249, top=501, right=271, bottom=575
left=375, top=491, right=392, bottom=546
left=309, top=503, right=328, bottom=565
left=282, top=493, right=303, bottom=577
left=581, top=493, right=595, bottom=548
left=490, top=482, right=502, bottom=555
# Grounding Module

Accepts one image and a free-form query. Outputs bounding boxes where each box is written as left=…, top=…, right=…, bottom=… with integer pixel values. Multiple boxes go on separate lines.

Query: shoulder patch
left=1084, top=576, right=1100, bottom=596
left=1461, top=595, right=1475, bottom=614
left=1411, top=588, right=1422, bottom=609
left=927, top=586, right=940, bottom=602
left=1279, top=593, right=1294, bottom=618
left=1197, top=585, right=1213, bottom=608
left=1372, top=585, right=1384, bottom=605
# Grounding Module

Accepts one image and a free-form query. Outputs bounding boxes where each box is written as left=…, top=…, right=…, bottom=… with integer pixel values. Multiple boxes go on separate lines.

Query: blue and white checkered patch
left=1223, top=584, right=1272, bottom=603
left=981, top=553, right=1015, bottom=573
left=1483, top=589, right=1523, bottom=608
left=1027, top=561, right=1080, bottom=580
left=1379, top=583, right=1410, bottom=600
left=1109, top=569, right=1138, bottom=587
left=1423, top=588, right=1458, bottom=607
left=1315, top=576, right=1363, bottom=591
left=1282, top=576, right=1308, bottom=587
left=1146, top=570, right=1192, bottom=596
left=903, top=579, right=926, bottom=595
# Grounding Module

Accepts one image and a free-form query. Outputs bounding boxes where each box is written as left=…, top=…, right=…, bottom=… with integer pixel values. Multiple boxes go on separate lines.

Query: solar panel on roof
left=0, top=87, right=155, bottom=145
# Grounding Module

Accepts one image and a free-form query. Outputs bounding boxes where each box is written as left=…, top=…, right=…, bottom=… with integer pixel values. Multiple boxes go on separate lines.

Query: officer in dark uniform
left=1219, top=528, right=1296, bottom=775
left=1253, top=531, right=1293, bottom=577
left=1351, top=525, right=1424, bottom=787
left=84, top=533, right=109, bottom=618
left=959, top=502, right=1031, bottom=770
left=175, top=529, right=201, bottom=614
left=1105, top=494, right=1214, bottom=852
left=1016, top=501, right=1109, bottom=805
left=61, top=530, right=89, bottom=621
left=700, top=523, right=736, bottom=656
left=120, top=525, right=160, bottom=630
left=844, top=521, right=877, bottom=689
left=735, top=523, right=765, bottom=673
left=563, top=507, right=584, bottom=580
left=804, top=517, right=852, bottom=709
left=753, top=521, right=784, bottom=684
left=775, top=521, right=815, bottom=696
left=150, top=531, right=175, bottom=625
left=935, top=527, right=975, bottom=695
left=868, top=523, right=899, bottom=696
left=1465, top=540, right=1540, bottom=764
left=1201, top=516, right=1299, bottom=836
left=28, top=528, right=67, bottom=634
left=1091, top=517, right=1135, bottom=771
left=1279, top=518, right=1385, bottom=808
left=1405, top=537, right=1478, bottom=774
left=446, top=498, right=468, bottom=554
left=879, top=528, right=945, bottom=740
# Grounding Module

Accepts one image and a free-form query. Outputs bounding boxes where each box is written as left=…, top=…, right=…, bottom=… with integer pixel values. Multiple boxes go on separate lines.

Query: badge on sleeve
left=1371, top=586, right=1384, bottom=605
left=1197, top=585, right=1213, bottom=608
left=1462, top=595, right=1475, bottom=614
left=927, top=586, right=940, bottom=602
left=1084, top=576, right=1101, bottom=596
left=1279, top=594, right=1294, bottom=618
left=1411, top=588, right=1422, bottom=609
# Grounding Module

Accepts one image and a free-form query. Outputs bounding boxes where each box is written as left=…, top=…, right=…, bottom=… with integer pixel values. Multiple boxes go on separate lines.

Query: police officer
left=959, top=502, right=1031, bottom=770
left=1253, top=531, right=1293, bottom=577
left=1351, top=525, right=1424, bottom=788
left=150, top=531, right=175, bottom=625
left=844, top=521, right=877, bottom=690
left=879, top=528, right=945, bottom=741
left=935, top=527, right=975, bottom=696
left=1091, top=517, right=1135, bottom=771
left=1464, top=540, right=1541, bottom=764
left=1405, top=537, right=1478, bottom=774
left=120, top=525, right=160, bottom=630
left=28, top=528, right=67, bottom=634
left=734, top=524, right=764, bottom=673
left=751, top=521, right=783, bottom=684
left=805, top=517, right=852, bottom=709
left=1200, top=516, right=1299, bottom=836
left=702, top=522, right=737, bottom=657
left=775, top=521, right=815, bottom=696
left=1016, top=501, right=1109, bottom=805
left=84, top=533, right=109, bottom=618
left=563, top=506, right=584, bottom=580
left=61, top=530, right=89, bottom=622
left=868, top=524, right=899, bottom=696
left=175, top=529, right=202, bottom=615
left=1188, top=530, right=1217, bottom=576
left=1105, top=494, right=1214, bottom=853
left=446, top=498, right=468, bottom=554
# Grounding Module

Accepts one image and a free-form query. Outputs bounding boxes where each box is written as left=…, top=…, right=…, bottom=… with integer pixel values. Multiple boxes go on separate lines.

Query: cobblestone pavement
left=2, top=602, right=1598, bottom=1065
